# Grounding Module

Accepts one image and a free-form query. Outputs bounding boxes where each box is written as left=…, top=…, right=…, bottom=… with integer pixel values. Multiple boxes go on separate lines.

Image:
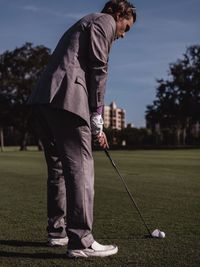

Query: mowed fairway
left=0, top=149, right=199, bottom=267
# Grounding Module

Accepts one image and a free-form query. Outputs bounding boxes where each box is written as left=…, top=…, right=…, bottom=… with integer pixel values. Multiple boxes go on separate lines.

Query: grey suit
left=29, top=13, right=116, bottom=125
left=29, top=13, right=116, bottom=249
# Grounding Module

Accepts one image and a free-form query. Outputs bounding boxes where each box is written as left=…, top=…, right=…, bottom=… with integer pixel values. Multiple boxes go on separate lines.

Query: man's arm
left=88, top=14, right=116, bottom=112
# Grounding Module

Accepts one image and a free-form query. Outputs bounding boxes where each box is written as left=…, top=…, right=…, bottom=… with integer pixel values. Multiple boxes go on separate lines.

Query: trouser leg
left=33, top=106, right=66, bottom=238
left=39, top=106, right=95, bottom=249
left=45, top=146, right=66, bottom=238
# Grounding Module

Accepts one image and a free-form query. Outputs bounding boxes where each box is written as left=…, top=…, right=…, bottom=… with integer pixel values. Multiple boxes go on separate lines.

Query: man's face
left=115, top=16, right=134, bottom=40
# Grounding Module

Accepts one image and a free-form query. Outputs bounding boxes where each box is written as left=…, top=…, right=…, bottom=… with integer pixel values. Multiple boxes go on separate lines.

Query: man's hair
left=101, top=0, right=136, bottom=22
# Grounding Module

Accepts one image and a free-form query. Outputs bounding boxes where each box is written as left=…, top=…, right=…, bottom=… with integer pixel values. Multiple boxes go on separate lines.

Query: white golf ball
left=159, top=231, right=165, bottom=238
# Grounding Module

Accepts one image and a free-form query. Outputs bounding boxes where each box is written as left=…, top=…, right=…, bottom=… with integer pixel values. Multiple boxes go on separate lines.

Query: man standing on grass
left=28, top=0, right=136, bottom=258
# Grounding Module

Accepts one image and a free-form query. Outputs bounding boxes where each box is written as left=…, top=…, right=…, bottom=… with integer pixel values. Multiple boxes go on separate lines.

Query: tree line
left=0, top=43, right=199, bottom=150
left=146, top=45, right=200, bottom=146
left=0, top=43, right=50, bottom=150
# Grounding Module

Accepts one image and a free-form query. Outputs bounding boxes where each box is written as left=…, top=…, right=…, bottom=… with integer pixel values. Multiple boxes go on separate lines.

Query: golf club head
left=151, top=229, right=165, bottom=239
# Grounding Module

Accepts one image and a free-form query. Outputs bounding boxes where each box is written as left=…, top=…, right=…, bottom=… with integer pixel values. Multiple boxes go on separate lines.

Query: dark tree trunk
left=19, top=131, right=28, bottom=151
left=0, top=127, right=4, bottom=152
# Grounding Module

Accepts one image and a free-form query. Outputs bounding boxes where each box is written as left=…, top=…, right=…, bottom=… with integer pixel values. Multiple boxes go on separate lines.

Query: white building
left=103, top=102, right=126, bottom=130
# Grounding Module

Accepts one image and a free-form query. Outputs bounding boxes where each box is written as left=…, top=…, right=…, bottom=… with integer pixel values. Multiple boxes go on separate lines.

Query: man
left=28, top=0, right=136, bottom=258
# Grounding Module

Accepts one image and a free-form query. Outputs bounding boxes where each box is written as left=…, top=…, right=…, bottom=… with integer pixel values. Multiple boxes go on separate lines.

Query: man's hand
left=90, top=113, right=103, bottom=136
left=95, top=131, right=109, bottom=149
left=90, top=113, right=109, bottom=149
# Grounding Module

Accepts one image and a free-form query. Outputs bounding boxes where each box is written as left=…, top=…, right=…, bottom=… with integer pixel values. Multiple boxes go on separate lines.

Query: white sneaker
left=66, top=240, right=118, bottom=258
left=47, top=236, right=69, bottom=247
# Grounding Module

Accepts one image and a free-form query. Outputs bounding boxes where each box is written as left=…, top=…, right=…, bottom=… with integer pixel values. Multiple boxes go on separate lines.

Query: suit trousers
left=33, top=104, right=94, bottom=249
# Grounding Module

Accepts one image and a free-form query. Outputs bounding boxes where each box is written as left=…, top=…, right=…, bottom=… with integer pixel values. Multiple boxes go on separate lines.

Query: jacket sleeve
left=88, top=15, right=116, bottom=112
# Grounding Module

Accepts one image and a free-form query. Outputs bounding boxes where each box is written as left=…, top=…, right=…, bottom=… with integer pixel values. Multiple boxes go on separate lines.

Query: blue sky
left=0, top=0, right=200, bottom=127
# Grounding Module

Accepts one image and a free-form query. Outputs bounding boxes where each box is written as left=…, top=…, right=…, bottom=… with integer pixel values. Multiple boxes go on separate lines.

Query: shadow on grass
left=0, top=240, right=47, bottom=247
left=0, top=250, right=67, bottom=259
left=0, top=240, right=69, bottom=259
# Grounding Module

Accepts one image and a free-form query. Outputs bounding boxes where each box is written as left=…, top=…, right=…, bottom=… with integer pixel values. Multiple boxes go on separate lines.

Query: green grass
left=0, top=149, right=200, bottom=267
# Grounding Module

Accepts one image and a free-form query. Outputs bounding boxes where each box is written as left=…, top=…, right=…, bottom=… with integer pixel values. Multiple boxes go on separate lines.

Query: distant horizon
left=0, top=0, right=200, bottom=127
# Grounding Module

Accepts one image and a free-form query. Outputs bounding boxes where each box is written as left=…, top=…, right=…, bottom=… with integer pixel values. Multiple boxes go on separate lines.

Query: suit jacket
left=28, top=13, right=116, bottom=126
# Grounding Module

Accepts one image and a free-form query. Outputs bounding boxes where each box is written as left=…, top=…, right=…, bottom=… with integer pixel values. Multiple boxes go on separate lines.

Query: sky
left=0, top=0, right=200, bottom=127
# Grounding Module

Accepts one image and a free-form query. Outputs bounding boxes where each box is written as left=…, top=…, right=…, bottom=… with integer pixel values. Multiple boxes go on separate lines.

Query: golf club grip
left=104, top=149, right=152, bottom=236
left=104, top=149, right=116, bottom=166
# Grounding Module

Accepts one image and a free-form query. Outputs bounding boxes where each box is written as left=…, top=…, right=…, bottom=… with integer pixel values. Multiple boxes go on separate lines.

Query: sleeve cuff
left=96, top=105, right=104, bottom=115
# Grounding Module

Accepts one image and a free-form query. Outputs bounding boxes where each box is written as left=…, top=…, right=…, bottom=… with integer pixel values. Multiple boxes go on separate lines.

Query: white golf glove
left=90, top=113, right=103, bottom=136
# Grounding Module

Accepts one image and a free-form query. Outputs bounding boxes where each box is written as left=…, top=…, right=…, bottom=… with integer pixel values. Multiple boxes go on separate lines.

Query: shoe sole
left=67, top=246, right=118, bottom=258
left=47, top=237, right=68, bottom=247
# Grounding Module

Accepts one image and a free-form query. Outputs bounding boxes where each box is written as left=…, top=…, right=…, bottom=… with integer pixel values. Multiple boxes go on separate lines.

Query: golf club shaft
left=104, top=149, right=152, bottom=236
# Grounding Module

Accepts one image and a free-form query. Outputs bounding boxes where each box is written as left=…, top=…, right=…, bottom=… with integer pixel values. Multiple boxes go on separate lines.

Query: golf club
left=104, top=149, right=165, bottom=239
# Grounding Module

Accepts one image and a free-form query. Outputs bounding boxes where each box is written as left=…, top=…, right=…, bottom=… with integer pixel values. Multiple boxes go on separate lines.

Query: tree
left=0, top=94, right=12, bottom=150
left=0, top=42, right=50, bottom=150
left=146, top=45, right=200, bottom=146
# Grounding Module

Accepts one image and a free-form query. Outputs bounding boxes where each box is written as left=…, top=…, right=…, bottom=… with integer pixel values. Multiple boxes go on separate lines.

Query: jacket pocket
left=75, top=76, right=88, bottom=96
